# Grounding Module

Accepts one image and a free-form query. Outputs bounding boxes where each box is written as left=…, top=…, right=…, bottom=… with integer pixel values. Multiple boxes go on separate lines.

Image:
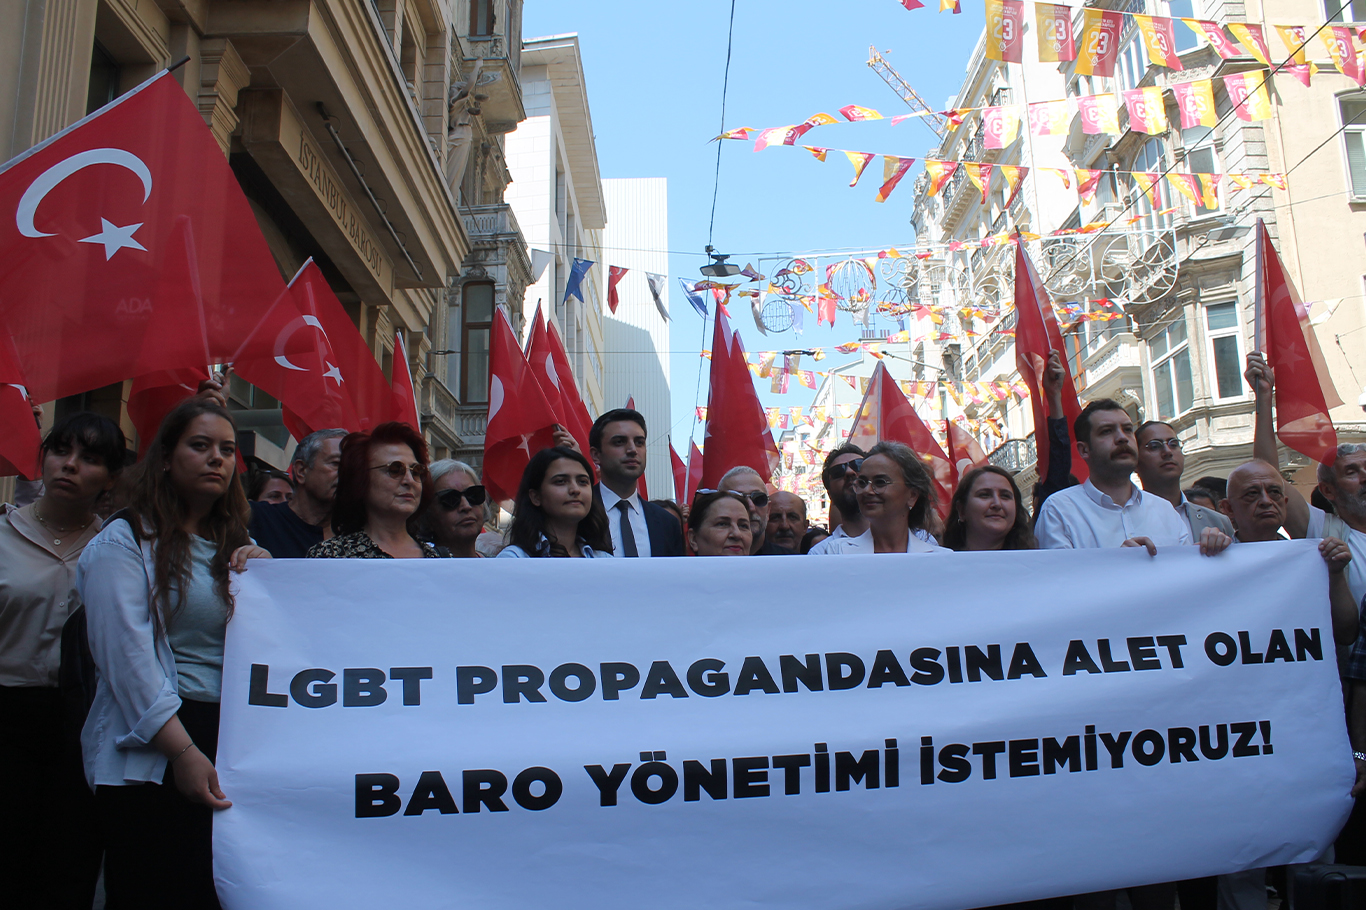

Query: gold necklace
left=33, top=504, right=95, bottom=547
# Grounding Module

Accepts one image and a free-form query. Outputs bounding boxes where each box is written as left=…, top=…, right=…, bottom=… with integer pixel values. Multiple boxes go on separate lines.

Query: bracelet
left=1354, top=751, right=1366, bottom=762
left=170, top=742, right=196, bottom=765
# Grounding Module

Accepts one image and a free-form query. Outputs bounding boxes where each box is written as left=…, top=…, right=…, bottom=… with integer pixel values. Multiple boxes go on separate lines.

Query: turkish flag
left=670, top=442, right=688, bottom=502
left=848, top=361, right=954, bottom=521
left=1255, top=221, right=1341, bottom=462
left=946, top=420, right=990, bottom=491
left=231, top=260, right=363, bottom=439
left=699, top=309, right=779, bottom=489
left=127, top=366, right=209, bottom=455
left=526, top=311, right=593, bottom=457
left=626, top=395, right=648, bottom=499
left=607, top=266, right=628, bottom=314
left=686, top=440, right=704, bottom=502
left=0, top=334, right=41, bottom=478
left=390, top=331, right=421, bottom=432
left=0, top=71, right=284, bottom=403
left=484, top=307, right=561, bottom=503
left=1014, top=241, right=1087, bottom=483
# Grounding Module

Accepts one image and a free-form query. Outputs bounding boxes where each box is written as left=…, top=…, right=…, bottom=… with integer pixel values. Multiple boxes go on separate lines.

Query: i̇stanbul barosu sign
left=214, top=541, right=1351, bottom=909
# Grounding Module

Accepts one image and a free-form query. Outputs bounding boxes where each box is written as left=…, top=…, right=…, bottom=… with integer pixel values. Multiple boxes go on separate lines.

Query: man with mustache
left=1036, top=399, right=1219, bottom=553
left=766, top=491, right=808, bottom=554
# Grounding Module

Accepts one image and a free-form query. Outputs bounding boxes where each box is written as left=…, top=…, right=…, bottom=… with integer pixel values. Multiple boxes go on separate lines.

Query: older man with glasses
left=1134, top=420, right=1234, bottom=540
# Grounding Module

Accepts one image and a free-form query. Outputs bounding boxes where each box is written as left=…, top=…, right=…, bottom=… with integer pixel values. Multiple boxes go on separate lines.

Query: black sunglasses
left=824, top=458, right=864, bottom=481
left=436, top=486, right=487, bottom=510
left=695, top=488, right=768, bottom=509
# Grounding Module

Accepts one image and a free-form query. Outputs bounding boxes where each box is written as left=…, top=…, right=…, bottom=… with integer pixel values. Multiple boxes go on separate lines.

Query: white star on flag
left=78, top=218, right=146, bottom=259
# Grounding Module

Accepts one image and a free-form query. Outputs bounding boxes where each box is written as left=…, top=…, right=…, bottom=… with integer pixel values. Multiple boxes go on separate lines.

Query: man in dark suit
left=589, top=408, right=684, bottom=557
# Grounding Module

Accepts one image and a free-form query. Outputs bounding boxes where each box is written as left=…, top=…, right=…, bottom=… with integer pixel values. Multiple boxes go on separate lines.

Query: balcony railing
left=461, top=203, right=522, bottom=240
left=988, top=433, right=1037, bottom=474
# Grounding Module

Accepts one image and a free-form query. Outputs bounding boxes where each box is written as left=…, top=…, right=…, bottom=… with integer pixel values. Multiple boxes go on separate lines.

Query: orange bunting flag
left=804, top=112, right=840, bottom=127
left=1028, top=100, right=1071, bottom=136
left=1001, top=165, right=1028, bottom=207
left=1123, top=86, right=1168, bottom=134
left=1133, top=172, right=1161, bottom=208
left=944, top=109, right=969, bottom=129
left=1228, top=23, right=1273, bottom=66
left=964, top=162, right=992, bottom=203
left=843, top=151, right=876, bottom=187
left=1036, top=2, right=1076, bottom=62
left=940, top=0, right=961, bottom=13
left=1172, top=79, right=1217, bottom=128
left=1076, top=168, right=1105, bottom=203
left=1283, top=62, right=1318, bottom=87
left=840, top=104, right=884, bottom=121
left=804, top=146, right=829, bottom=162
left=1226, top=173, right=1257, bottom=192
left=1223, top=72, right=1273, bottom=121
left=1276, top=24, right=1308, bottom=64
left=1046, top=167, right=1071, bottom=189
left=1077, top=8, right=1124, bottom=76
left=754, top=125, right=810, bottom=152
left=983, top=106, right=1021, bottom=148
left=1183, top=19, right=1241, bottom=58
left=1325, top=28, right=1366, bottom=85
left=718, top=127, right=755, bottom=140
left=1078, top=93, right=1121, bottom=135
left=1260, top=173, right=1288, bottom=190
left=875, top=155, right=917, bottom=203
left=1168, top=173, right=1202, bottom=207
left=986, top=0, right=1025, bottom=63
left=1198, top=173, right=1220, bottom=210
left=925, top=159, right=959, bottom=196
left=1135, top=15, right=1183, bottom=70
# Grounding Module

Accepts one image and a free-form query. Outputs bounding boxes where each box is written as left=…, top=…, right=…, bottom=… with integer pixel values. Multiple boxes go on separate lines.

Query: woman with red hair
left=306, top=422, right=445, bottom=559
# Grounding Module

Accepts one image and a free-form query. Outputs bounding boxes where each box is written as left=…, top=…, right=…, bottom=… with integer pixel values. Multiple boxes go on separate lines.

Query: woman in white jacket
left=77, top=399, right=267, bottom=909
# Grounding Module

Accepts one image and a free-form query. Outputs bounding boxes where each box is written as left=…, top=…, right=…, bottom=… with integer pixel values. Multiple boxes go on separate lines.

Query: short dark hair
left=589, top=408, right=646, bottom=451
left=41, top=411, right=127, bottom=475
left=687, top=489, right=753, bottom=533
left=1184, top=487, right=1218, bottom=509
left=509, top=446, right=611, bottom=555
left=1073, top=399, right=1128, bottom=446
left=821, top=443, right=867, bottom=490
left=331, top=422, right=434, bottom=536
left=1135, top=420, right=1174, bottom=442
left=1194, top=475, right=1228, bottom=500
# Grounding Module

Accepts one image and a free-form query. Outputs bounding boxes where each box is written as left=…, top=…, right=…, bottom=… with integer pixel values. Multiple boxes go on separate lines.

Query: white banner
left=215, top=541, right=1353, bottom=910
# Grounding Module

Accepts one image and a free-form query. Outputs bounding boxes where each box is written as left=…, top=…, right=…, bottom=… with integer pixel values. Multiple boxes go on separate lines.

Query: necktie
left=616, top=500, right=639, bottom=557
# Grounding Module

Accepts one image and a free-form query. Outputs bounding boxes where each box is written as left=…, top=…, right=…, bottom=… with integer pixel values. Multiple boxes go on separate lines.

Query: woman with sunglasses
left=498, top=447, right=612, bottom=558
left=941, top=465, right=1038, bottom=552
left=307, top=422, right=445, bottom=559
left=686, top=490, right=755, bottom=556
left=811, top=441, right=949, bottom=555
left=422, top=460, right=487, bottom=558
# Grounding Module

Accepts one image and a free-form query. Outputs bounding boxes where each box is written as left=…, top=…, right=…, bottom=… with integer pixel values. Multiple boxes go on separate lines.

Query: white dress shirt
left=1036, top=479, right=1193, bottom=549
left=1308, top=505, right=1366, bottom=605
left=599, top=485, right=652, bottom=558
left=808, top=528, right=948, bottom=555
left=807, top=523, right=937, bottom=554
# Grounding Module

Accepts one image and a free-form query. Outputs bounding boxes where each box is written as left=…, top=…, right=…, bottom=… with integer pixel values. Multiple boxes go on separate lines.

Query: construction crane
left=867, top=47, right=948, bottom=140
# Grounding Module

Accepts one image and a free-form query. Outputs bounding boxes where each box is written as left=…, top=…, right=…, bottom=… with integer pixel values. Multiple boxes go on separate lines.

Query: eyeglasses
left=370, top=461, right=428, bottom=481
left=1141, top=438, right=1182, bottom=452
left=854, top=476, right=902, bottom=492
left=694, top=489, right=768, bottom=508
left=436, top=485, right=486, bottom=510
left=823, top=458, right=864, bottom=481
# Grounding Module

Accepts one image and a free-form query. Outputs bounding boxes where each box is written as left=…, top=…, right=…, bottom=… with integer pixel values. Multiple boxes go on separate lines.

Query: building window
left=1183, top=127, right=1221, bottom=215
left=1205, top=302, right=1244, bottom=400
left=470, top=0, right=495, bottom=36
left=1168, top=0, right=1200, bottom=51
left=1328, top=0, right=1366, bottom=22
left=1340, top=94, right=1366, bottom=198
left=1149, top=315, right=1193, bottom=419
left=87, top=41, right=120, bottom=114
left=461, top=283, right=494, bottom=402
left=1128, top=138, right=1174, bottom=235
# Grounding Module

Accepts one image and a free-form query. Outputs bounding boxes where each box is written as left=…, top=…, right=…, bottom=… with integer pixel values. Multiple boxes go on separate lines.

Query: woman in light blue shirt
left=77, top=399, right=268, bottom=908
left=498, top=447, right=613, bottom=558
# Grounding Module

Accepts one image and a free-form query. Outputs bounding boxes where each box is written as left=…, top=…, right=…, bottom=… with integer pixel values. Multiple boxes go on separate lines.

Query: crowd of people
left=1, top=349, right=1364, bottom=909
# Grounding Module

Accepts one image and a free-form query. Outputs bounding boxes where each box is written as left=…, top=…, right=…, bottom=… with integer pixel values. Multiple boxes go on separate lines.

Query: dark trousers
left=0, top=684, right=102, bottom=910
left=96, top=698, right=221, bottom=910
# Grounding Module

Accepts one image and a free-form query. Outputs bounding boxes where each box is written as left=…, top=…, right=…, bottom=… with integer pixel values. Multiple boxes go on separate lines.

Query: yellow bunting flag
left=1228, top=23, right=1273, bottom=66
left=983, top=106, right=1021, bottom=148
left=1028, top=101, right=1071, bottom=136
left=804, top=112, right=840, bottom=127
left=1275, top=24, right=1308, bottom=64
left=1046, top=167, right=1071, bottom=189
left=925, top=159, right=959, bottom=196
left=1171, top=79, right=1217, bottom=129
left=1182, top=19, right=1241, bottom=58
left=718, top=127, right=755, bottom=140
left=840, top=105, right=884, bottom=122
left=1000, top=165, right=1027, bottom=206
left=940, top=0, right=961, bottom=13
left=1076, top=168, right=1105, bottom=203
left=1260, top=172, right=1288, bottom=189
left=1226, top=173, right=1257, bottom=192
left=964, top=162, right=992, bottom=203
left=1132, top=172, right=1161, bottom=208
left=1168, top=173, right=1201, bottom=206
left=985, top=0, right=1025, bottom=63
left=1135, top=15, right=1183, bottom=69
left=1077, top=8, right=1124, bottom=76
left=1222, top=72, right=1273, bottom=121
left=1035, top=2, right=1075, bottom=62
left=1324, top=28, right=1366, bottom=85
left=1197, top=173, right=1219, bottom=209
left=1078, top=93, right=1120, bottom=135
left=1123, top=86, right=1168, bottom=134
left=843, top=151, right=876, bottom=187
left=757, top=351, right=777, bottom=378
left=875, top=155, right=917, bottom=203
left=803, top=146, right=828, bottom=162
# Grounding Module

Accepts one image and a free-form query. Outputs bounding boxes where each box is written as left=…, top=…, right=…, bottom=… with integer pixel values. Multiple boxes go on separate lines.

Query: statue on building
left=446, top=60, right=488, bottom=191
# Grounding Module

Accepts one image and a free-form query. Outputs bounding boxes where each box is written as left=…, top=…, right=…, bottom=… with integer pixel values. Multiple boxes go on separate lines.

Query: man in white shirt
left=1037, top=400, right=1228, bottom=553
left=589, top=408, right=684, bottom=558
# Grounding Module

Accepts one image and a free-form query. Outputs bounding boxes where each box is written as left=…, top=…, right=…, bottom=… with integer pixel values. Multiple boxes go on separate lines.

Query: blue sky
left=523, top=1, right=983, bottom=451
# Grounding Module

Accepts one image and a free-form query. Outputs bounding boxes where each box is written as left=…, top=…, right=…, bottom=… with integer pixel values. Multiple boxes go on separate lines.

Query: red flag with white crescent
left=484, top=307, right=560, bottom=503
